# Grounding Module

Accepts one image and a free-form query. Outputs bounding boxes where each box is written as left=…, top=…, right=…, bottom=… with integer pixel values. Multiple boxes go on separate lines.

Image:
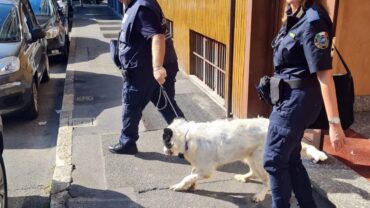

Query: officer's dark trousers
left=263, top=84, right=322, bottom=208
left=119, top=62, right=185, bottom=146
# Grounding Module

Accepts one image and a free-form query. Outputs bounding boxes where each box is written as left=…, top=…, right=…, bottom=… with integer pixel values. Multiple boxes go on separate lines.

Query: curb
left=50, top=35, right=76, bottom=208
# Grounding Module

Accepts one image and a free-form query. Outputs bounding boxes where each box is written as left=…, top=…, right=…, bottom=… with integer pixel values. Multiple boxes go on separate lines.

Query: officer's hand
left=153, top=66, right=167, bottom=85
left=329, top=124, right=346, bottom=152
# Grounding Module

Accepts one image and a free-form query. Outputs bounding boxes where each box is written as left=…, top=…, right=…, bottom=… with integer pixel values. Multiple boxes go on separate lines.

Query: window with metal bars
left=165, top=19, right=173, bottom=39
left=190, top=30, right=226, bottom=100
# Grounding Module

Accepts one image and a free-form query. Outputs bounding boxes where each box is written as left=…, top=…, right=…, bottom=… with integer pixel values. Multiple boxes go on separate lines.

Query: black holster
left=256, top=76, right=283, bottom=105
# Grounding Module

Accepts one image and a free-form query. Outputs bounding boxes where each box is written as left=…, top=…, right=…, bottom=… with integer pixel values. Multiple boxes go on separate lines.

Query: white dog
left=162, top=117, right=327, bottom=202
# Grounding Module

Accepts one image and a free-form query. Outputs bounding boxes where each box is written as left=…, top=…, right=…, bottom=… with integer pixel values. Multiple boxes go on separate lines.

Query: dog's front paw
left=170, top=183, right=187, bottom=191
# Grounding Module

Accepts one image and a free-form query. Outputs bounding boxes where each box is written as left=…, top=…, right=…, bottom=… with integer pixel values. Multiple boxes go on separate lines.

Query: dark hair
left=282, top=0, right=329, bottom=22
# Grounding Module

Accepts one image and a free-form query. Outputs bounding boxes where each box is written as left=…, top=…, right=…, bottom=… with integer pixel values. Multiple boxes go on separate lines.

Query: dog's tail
left=301, top=142, right=328, bottom=163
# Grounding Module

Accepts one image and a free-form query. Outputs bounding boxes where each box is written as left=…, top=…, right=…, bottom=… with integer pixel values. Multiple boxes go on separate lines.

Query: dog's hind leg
left=170, top=168, right=212, bottom=192
left=249, top=150, right=270, bottom=203
left=251, top=169, right=269, bottom=203
left=252, top=184, right=269, bottom=203
left=234, top=158, right=254, bottom=183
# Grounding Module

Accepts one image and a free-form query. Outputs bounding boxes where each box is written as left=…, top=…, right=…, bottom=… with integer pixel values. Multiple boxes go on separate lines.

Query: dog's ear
left=163, top=128, right=173, bottom=142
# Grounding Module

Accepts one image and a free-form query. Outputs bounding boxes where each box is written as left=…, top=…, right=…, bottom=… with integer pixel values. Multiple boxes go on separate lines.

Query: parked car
left=0, top=0, right=49, bottom=119
left=29, top=0, right=69, bottom=61
left=0, top=117, right=7, bottom=208
left=56, top=0, right=73, bottom=32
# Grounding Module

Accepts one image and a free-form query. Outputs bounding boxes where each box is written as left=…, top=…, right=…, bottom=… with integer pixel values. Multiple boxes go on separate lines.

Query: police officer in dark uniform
left=263, top=0, right=346, bottom=207
left=109, top=0, right=185, bottom=154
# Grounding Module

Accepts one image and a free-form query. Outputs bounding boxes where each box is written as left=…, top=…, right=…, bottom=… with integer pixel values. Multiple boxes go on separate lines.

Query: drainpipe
left=227, top=0, right=236, bottom=118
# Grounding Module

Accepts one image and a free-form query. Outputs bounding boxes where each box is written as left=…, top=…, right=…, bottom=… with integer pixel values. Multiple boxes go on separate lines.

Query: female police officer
left=263, top=0, right=346, bottom=207
left=109, top=0, right=185, bottom=154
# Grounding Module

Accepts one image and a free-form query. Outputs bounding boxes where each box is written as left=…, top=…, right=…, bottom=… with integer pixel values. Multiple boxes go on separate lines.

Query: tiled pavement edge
left=50, top=19, right=76, bottom=208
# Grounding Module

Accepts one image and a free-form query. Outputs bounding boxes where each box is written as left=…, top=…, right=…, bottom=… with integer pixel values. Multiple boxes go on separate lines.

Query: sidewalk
left=51, top=4, right=369, bottom=208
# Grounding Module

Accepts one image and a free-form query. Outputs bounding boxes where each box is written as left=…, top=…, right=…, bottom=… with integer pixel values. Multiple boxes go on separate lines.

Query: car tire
left=25, top=81, right=39, bottom=120
left=61, top=41, right=69, bottom=61
left=66, top=35, right=70, bottom=47
left=0, top=156, right=7, bottom=208
left=41, top=56, right=50, bottom=83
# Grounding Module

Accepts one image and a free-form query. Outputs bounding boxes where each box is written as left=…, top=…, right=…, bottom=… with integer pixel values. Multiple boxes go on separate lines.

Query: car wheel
left=0, top=156, right=7, bottom=208
left=25, top=81, right=39, bottom=120
left=66, top=35, right=70, bottom=48
left=41, top=56, right=50, bottom=83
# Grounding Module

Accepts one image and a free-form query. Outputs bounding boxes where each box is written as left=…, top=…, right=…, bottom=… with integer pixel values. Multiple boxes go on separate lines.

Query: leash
left=156, top=85, right=187, bottom=157
left=156, top=85, right=179, bottom=118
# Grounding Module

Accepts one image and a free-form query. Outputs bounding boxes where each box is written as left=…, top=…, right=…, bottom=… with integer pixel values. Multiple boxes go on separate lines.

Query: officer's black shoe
left=108, top=143, right=138, bottom=155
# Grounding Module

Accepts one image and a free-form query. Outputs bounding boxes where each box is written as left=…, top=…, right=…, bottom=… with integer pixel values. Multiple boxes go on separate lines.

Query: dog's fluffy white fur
left=162, top=117, right=327, bottom=202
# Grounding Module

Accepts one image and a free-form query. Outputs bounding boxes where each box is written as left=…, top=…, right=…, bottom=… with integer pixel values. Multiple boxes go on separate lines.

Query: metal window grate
left=165, top=19, right=173, bottom=39
left=190, top=31, right=226, bottom=100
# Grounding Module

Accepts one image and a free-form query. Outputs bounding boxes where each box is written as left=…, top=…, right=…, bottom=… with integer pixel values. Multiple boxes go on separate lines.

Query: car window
left=0, top=3, right=21, bottom=42
left=20, top=3, right=32, bottom=42
left=29, top=0, right=54, bottom=16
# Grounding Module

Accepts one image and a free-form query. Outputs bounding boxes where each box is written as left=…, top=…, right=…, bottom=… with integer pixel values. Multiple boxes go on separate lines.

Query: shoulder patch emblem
left=314, top=32, right=329, bottom=49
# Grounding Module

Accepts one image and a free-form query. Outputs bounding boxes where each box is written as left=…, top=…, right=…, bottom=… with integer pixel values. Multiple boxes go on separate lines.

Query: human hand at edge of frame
left=153, top=66, right=167, bottom=85
left=329, top=124, right=346, bottom=152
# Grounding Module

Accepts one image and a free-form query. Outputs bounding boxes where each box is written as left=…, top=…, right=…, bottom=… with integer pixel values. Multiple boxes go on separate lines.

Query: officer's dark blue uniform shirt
left=272, top=3, right=333, bottom=79
left=119, top=0, right=177, bottom=70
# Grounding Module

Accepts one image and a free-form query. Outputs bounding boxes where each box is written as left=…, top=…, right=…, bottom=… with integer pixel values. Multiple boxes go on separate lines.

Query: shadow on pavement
left=71, top=5, right=121, bottom=29
left=69, top=37, right=110, bottom=64
left=191, top=189, right=272, bottom=208
left=72, top=70, right=122, bottom=120
left=69, top=184, right=144, bottom=208
left=305, top=158, right=370, bottom=202
left=70, top=18, right=97, bottom=29
left=135, top=152, right=189, bottom=165
left=8, top=195, right=49, bottom=208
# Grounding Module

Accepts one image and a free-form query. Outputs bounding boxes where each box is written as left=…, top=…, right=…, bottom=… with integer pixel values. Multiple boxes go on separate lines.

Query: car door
left=20, top=1, right=46, bottom=83
left=19, top=2, right=36, bottom=83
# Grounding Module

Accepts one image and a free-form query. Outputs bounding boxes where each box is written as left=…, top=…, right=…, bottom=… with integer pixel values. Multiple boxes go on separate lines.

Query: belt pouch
left=270, top=77, right=283, bottom=105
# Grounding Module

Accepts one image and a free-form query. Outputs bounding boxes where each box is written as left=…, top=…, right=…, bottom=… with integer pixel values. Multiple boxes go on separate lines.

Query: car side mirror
left=31, top=27, right=45, bottom=42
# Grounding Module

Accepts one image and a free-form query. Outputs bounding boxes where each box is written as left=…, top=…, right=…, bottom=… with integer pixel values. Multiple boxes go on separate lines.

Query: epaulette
left=306, top=8, right=320, bottom=23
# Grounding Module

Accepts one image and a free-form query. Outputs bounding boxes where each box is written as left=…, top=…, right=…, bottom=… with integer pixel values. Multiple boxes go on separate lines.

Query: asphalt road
left=2, top=60, right=67, bottom=208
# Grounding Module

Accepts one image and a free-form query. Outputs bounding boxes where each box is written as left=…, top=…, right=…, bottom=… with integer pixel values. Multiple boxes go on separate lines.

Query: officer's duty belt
left=283, top=77, right=317, bottom=89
